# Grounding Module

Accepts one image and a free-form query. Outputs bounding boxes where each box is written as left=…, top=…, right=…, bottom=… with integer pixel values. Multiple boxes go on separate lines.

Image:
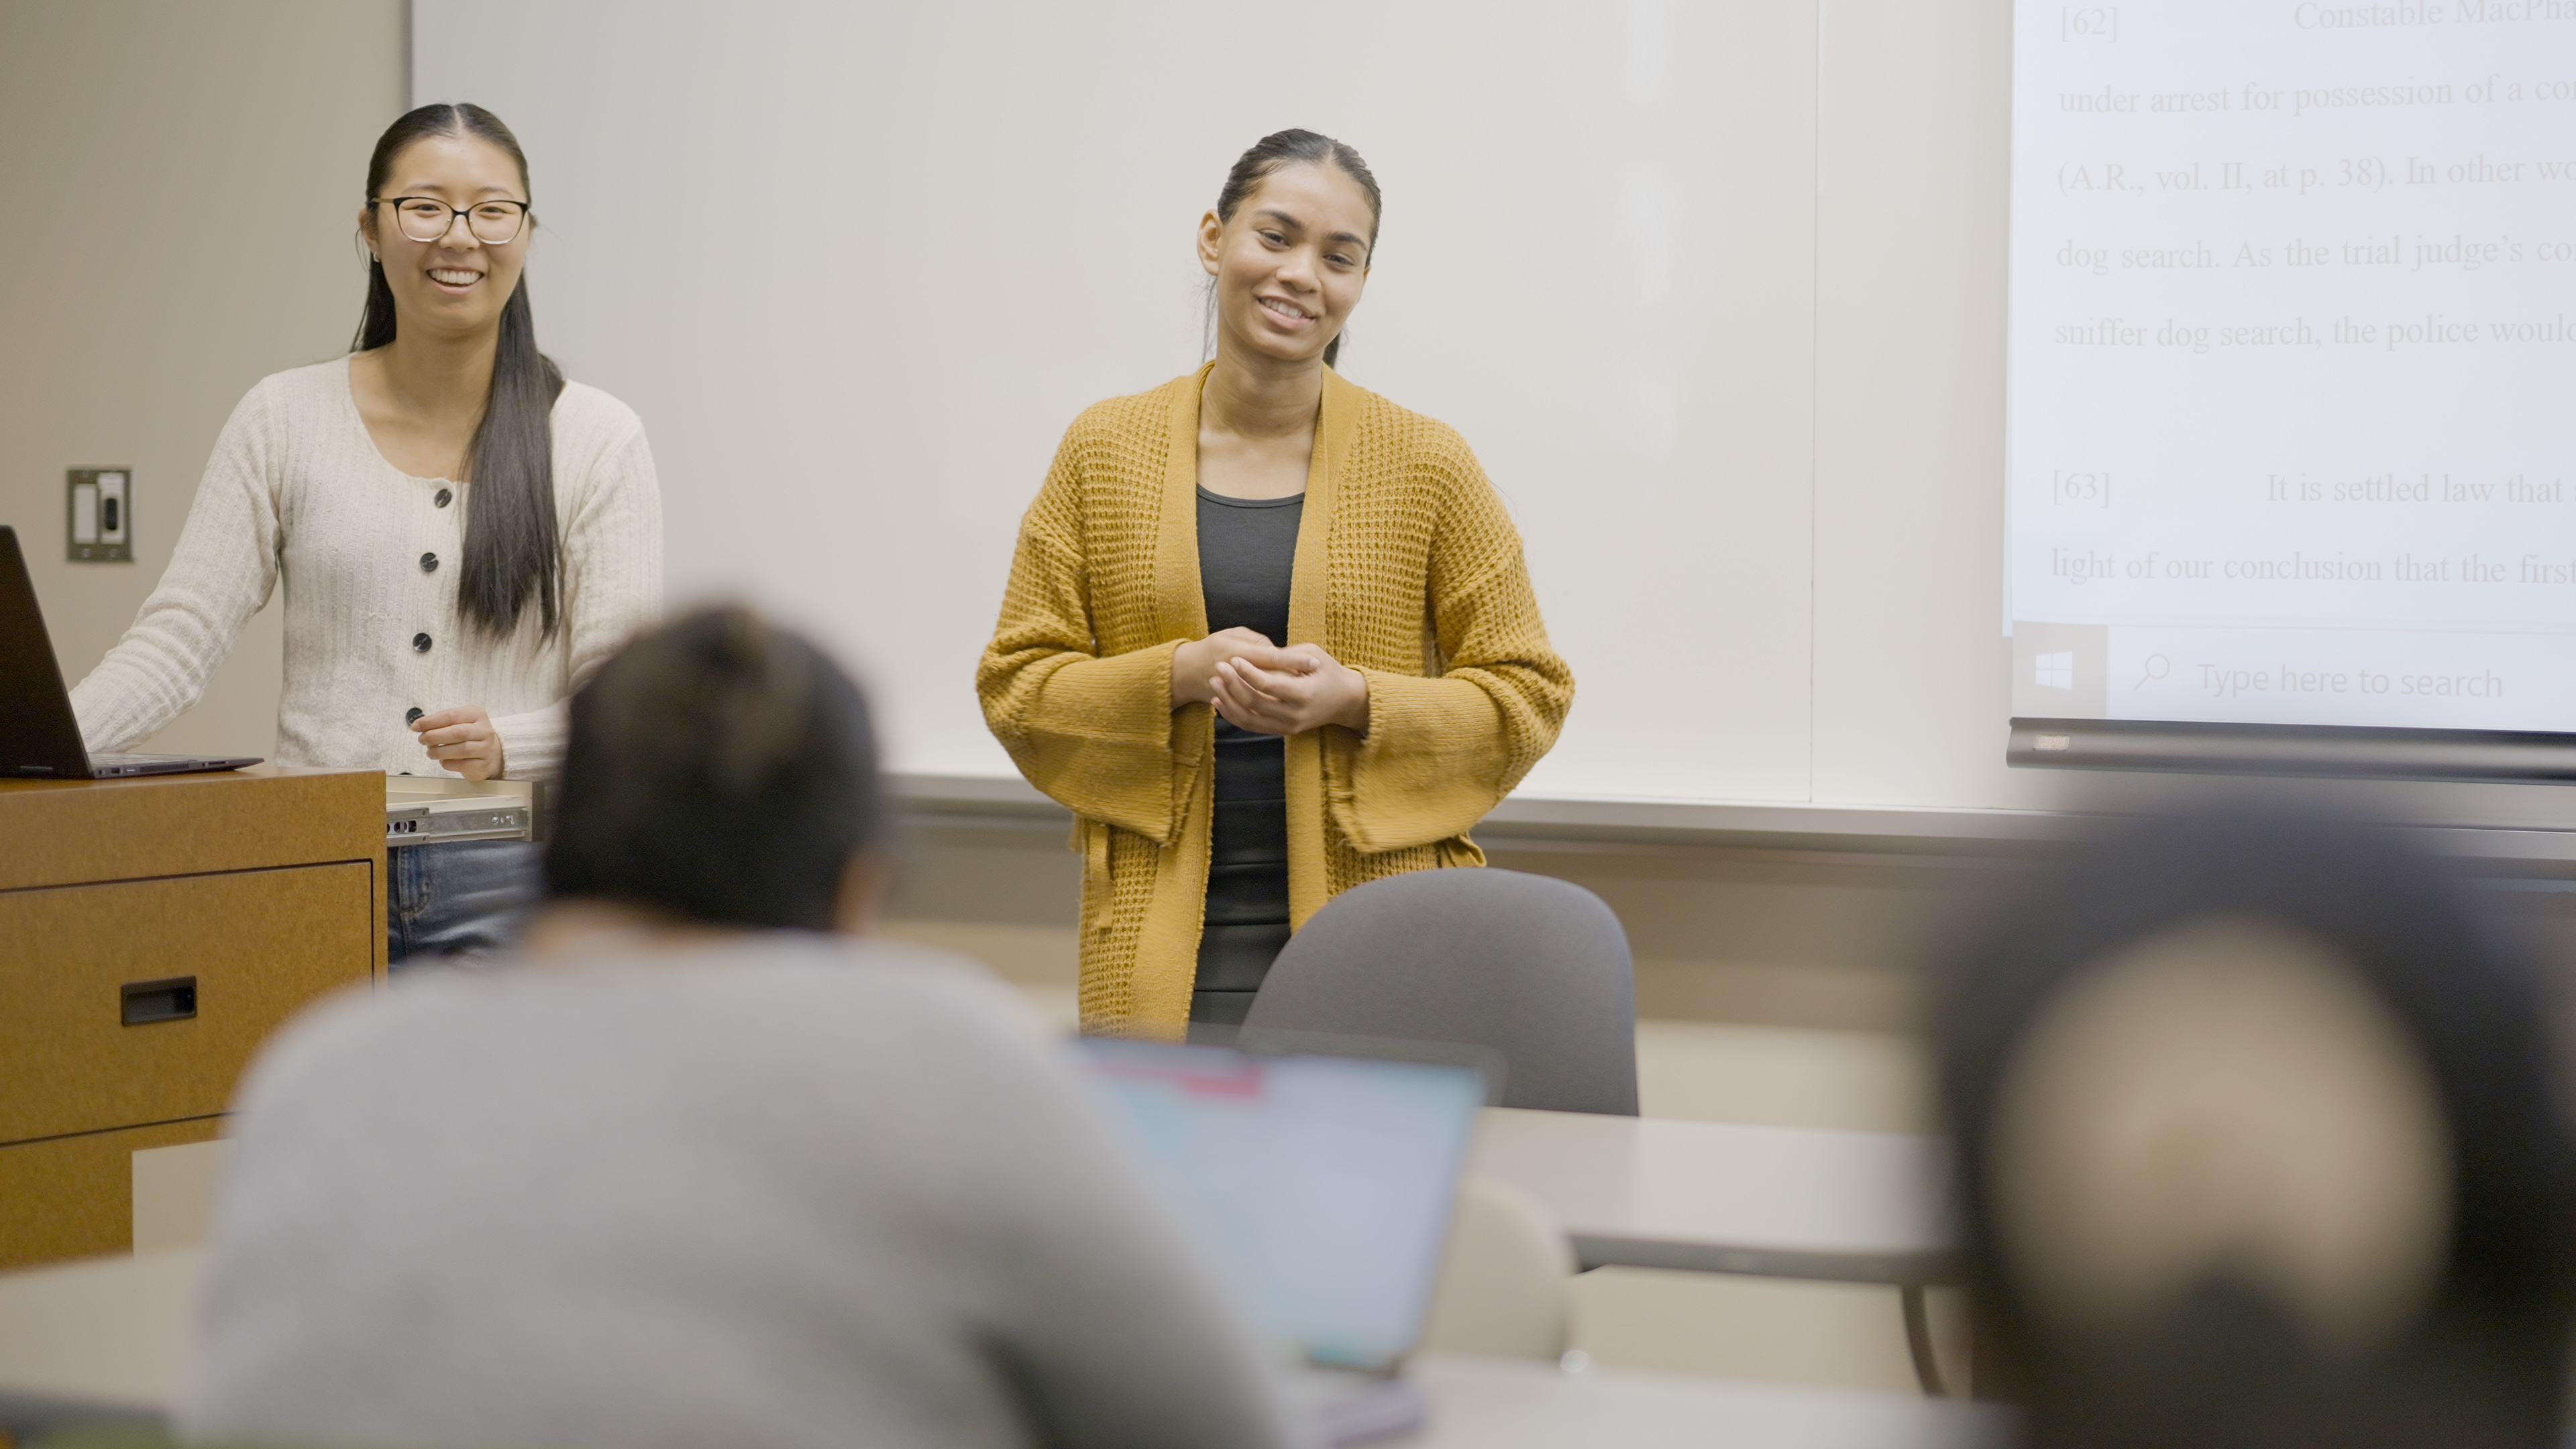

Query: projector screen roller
left=2007, top=3, right=2576, bottom=734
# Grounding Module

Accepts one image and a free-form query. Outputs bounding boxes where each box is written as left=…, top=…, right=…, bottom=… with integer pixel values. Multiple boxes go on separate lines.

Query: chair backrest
left=1243, top=868, right=1638, bottom=1116
left=1417, top=1175, right=1575, bottom=1362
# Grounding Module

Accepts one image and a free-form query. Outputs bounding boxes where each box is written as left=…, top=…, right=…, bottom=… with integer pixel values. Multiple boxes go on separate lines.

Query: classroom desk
left=1468, top=1108, right=1958, bottom=1285
left=1402, top=1354, right=2005, bottom=1449
left=0, top=1248, right=2009, bottom=1449
left=1468, top=1107, right=1963, bottom=1395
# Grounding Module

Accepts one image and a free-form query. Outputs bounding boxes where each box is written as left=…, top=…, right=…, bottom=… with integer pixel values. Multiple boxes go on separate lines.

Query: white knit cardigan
left=70, top=358, right=662, bottom=780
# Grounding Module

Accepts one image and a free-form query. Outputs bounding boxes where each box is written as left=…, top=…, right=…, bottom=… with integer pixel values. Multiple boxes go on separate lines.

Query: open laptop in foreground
left=1077, top=1034, right=1493, bottom=1447
left=0, top=525, right=259, bottom=779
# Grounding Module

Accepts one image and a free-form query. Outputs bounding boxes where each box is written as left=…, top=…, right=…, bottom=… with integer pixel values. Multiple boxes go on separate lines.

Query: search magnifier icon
left=2135, top=653, right=2171, bottom=690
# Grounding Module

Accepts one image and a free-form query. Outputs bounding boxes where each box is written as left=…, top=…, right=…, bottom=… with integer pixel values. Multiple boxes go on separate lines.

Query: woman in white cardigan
left=70, top=101, right=660, bottom=966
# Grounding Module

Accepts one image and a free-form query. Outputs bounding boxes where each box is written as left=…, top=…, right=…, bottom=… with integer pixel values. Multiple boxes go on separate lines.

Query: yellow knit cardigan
left=977, top=365, right=1574, bottom=1033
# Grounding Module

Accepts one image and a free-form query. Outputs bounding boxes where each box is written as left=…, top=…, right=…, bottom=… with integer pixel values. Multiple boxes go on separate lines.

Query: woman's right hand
left=1171, top=627, right=1289, bottom=708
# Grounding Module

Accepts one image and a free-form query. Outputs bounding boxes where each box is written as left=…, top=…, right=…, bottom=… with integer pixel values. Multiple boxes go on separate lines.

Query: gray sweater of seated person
left=183, top=935, right=1300, bottom=1449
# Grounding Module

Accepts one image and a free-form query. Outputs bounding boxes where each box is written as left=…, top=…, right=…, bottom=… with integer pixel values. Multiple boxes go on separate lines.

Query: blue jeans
left=387, top=840, right=543, bottom=969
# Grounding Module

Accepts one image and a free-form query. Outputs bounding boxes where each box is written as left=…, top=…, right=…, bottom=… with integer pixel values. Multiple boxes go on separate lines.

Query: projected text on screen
left=2006, top=1, right=2576, bottom=732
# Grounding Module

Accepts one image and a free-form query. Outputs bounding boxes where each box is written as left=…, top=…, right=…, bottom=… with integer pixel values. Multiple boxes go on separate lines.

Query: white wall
left=0, top=0, right=407, bottom=759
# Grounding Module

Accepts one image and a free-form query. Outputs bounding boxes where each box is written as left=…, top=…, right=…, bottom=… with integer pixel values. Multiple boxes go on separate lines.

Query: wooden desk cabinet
left=0, top=768, right=383, bottom=1268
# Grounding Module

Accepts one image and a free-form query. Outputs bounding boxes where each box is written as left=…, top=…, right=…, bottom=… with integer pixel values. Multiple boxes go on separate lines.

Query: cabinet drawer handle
left=121, top=977, right=197, bottom=1026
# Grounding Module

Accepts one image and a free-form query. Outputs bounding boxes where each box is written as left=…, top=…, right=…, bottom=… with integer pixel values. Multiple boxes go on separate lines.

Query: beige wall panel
left=0, top=1, right=406, bottom=760
left=881, top=824, right=1992, bottom=1036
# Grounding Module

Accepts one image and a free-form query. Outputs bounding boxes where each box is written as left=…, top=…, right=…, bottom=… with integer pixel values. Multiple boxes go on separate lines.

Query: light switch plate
left=68, top=467, right=131, bottom=561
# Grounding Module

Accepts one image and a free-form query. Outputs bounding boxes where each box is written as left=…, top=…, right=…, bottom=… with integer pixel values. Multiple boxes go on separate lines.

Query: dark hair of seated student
left=545, top=605, right=888, bottom=930
left=1935, top=807, right=2576, bottom=1449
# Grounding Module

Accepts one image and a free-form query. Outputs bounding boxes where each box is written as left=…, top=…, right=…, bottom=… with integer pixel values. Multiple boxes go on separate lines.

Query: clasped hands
left=1172, top=627, right=1370, bottom=735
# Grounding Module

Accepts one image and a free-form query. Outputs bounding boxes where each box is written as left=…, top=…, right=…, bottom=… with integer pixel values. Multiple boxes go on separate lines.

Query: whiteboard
left=411, top=0, right=1831, bottom=805
left=413, top=0, right=2576, bottom=829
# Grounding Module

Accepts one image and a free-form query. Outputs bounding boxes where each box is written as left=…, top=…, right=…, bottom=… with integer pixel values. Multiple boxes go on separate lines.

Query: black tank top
left=1191, top=485, right=1301, bottom=1026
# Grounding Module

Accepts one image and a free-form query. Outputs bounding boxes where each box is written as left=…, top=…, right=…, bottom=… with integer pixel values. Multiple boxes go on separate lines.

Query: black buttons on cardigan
left=433, top=487, right=452, bottom=508
left=412, top=633, right=433, bottom=653
left=405, top=706, right=424, bottom=725
left=419, top=551, right=439, bottom=573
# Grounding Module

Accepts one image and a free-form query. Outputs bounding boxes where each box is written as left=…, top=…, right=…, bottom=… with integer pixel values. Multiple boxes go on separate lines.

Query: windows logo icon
left=2011, top=625, right=2106, bottom=716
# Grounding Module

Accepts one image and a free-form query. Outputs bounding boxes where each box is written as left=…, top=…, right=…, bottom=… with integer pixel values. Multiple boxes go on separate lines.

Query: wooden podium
left=0, top=767, right=383, bottom=1269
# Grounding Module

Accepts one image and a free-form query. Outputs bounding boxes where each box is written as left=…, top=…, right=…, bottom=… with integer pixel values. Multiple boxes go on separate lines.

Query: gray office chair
left=1243, top=868, right=1639, bottom=1115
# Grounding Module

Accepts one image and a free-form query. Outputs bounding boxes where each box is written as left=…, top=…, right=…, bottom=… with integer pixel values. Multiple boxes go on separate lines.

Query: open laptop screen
left=1077, top=1038, right=1486, bottom=1373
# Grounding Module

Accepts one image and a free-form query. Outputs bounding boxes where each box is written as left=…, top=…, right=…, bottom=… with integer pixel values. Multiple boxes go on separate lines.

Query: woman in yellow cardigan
left=978, top=129, right=1574, bottom=1034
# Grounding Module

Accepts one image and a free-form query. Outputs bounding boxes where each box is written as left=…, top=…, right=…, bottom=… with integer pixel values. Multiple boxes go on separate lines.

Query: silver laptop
left=1077, top=1034, right=1491, bottom=1446
left=0, top=525, right=260, bottom=779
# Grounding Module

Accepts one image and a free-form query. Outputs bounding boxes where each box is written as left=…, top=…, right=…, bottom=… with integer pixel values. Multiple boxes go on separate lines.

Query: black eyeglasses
left=372, top=196, right=531, bottom=246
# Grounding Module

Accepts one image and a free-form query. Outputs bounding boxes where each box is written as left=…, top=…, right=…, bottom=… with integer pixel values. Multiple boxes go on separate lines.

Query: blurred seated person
left=1937, top=806, right=2576, bottom=1449
left=184, top=606, right=1297, bottom=1449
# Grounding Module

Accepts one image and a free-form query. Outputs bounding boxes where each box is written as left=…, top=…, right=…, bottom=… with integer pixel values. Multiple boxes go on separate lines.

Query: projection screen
left=2006, top=1, right=2576, bottom=736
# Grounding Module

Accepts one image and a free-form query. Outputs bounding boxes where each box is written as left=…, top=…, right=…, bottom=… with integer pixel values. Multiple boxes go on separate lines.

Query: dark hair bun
left=546, top=606, right=887, bottom=930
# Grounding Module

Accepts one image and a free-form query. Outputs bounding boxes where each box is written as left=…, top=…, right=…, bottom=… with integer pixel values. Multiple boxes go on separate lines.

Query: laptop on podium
left=0, top=525, right=259, bottom=779
left=1077, top=1034, right=1493, bottom=1447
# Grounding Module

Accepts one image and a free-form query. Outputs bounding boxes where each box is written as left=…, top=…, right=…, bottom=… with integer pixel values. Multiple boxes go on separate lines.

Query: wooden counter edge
left=0, top=768, right=386, bottom=899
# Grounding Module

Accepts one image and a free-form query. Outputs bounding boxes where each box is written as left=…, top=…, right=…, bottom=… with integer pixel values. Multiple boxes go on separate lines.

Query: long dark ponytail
left=1210, top=129, right=1382, bottom=370
left=356, top=102, right=564, bottom=640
